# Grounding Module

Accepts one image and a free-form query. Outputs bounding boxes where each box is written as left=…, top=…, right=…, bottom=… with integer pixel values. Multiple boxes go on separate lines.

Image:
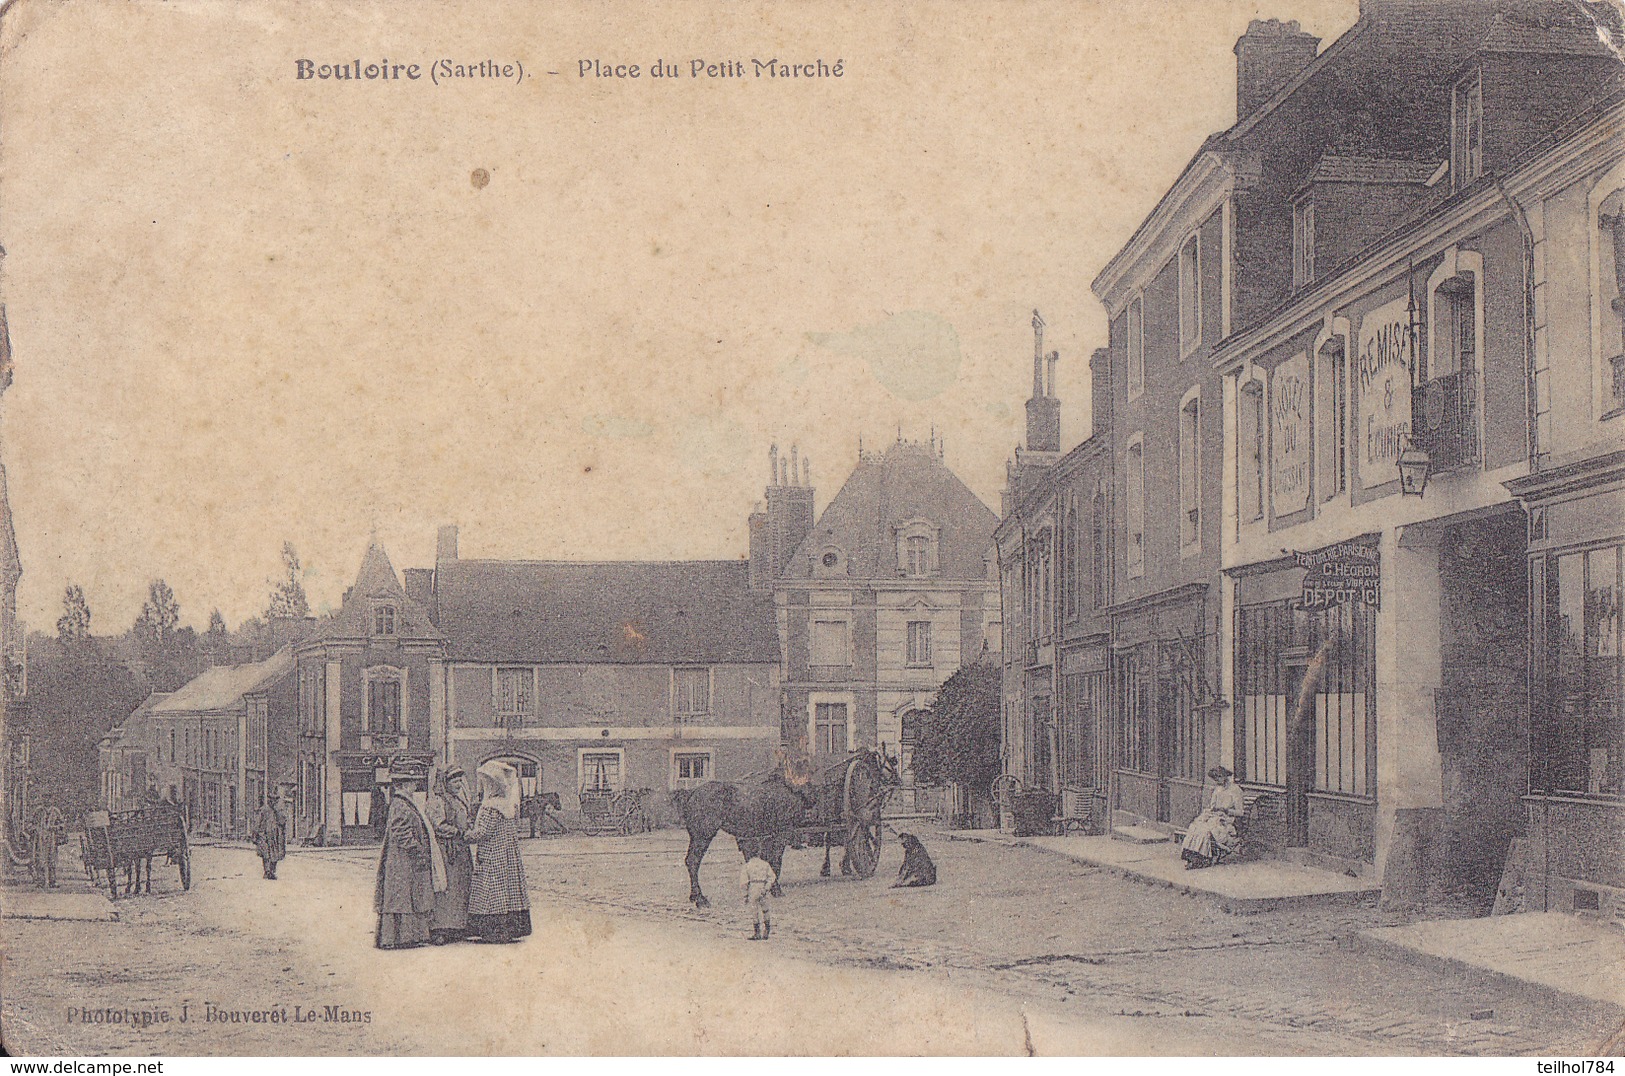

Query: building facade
left=769, top=439, right=1001, bottom=787
left=98, top=693, right=169, bottom=814
left=997, top=319, right=1115, bottom=825
left=432, top=528, right=782, bottom=822
left=147, top=648, right=298, bottom=837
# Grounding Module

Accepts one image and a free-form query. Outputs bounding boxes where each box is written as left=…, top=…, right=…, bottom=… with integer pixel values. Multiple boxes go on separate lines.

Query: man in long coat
left=426, top=766, right=474, bottom=944
left=252, top=790, right=287, bottom=880
left=374, top=769, right=445, bottom=950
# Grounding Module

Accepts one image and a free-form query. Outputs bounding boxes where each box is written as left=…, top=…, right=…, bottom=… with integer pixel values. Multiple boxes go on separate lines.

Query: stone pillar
left=1374, top=525, right=1446, bottom=904
left=428, top=658, right=446, bottom=765
left=325, top=660, right=343, bottom=844
left=1218, top=572, right=1237, bottom=771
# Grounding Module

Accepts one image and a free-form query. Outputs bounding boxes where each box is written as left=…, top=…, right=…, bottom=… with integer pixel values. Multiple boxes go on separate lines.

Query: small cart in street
left=81, top=804, right=191, bottom=899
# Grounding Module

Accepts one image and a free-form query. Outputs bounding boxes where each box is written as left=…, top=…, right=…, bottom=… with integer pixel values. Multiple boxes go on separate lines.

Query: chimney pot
left=1234, top=18, right=1320, bottom=122
left=436, top=524, right=459, bottom=564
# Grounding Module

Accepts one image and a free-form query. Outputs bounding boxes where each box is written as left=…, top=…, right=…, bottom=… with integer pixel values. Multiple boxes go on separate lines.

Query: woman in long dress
left=465, top=760, right=532, bottom=943
left=427, top=766, right=475, bottom=944
left=374, top=769, right=447, bottom=949
left=1182, top=766, right=1245, bottom=869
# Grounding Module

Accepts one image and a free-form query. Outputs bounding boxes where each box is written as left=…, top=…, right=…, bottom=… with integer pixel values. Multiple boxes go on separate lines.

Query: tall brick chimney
left=1234, top=19, right=1320, bottom=122
left=1024, top=310, right=1061, bottom=453
left=1090, top=346, right=1112, bottom=441
left=748, top=444, right=814, bottom=589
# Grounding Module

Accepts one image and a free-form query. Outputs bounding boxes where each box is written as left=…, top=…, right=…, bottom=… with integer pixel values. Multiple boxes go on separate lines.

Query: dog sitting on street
left=891, top=832, right=937, bottom=888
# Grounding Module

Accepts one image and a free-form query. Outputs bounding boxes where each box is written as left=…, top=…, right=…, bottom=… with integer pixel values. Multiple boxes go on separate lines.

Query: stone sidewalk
left=940, top=828, right=1381, bottom=913
left=1357, top=912, right=1625, bottom=1011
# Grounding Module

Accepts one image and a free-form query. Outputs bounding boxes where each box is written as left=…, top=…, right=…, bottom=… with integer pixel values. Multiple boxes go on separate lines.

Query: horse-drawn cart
left=81, top=805, right=190, bottom=899
left=679, top=748, right=898, bottom=907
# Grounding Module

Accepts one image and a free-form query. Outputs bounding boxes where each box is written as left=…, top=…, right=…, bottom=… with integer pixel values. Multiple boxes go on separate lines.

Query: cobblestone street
left=520, top=826, right=1623, bottom=1055
left=5, top=831, right=1620, bottom=1056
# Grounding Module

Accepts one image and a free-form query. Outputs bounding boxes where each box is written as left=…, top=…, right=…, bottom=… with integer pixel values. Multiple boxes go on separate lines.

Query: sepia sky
left=0, top=0, right=1360, bottom=633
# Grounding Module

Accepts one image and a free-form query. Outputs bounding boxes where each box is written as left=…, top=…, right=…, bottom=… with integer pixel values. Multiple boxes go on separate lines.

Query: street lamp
left=1398, top=436, right=1432, bottom=497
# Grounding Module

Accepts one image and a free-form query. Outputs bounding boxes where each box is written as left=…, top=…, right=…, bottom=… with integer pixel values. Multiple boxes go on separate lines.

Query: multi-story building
left=98, top=692, right=170, bottom=813
left=1194, top=0, right=1618, bottom=906
left=996, top=318, right=1114, bottom=824
left=770, top=437, right=1001, bottom=786
left=431, top=527, right=782, bottom=821
left=293, top=542, right=444, bottom=843
left=148, top=648, right=298, bottom=836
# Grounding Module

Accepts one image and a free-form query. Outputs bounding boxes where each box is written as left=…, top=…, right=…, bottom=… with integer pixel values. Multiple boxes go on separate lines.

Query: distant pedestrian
left=253, top=791, right=287, bottom=880
left=464, top=760, right=531, bottom=944
left=741, top=853, right=776, bottom=940
left=427, top=766, right=474, bottom=944
left=375, top=763, right=447, bottom=950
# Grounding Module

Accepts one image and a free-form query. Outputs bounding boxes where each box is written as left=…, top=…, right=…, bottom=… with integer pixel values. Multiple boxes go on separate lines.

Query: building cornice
left=1505, top=448, right=1625, bottom=502
left=1092, top=150, right=1253, bottom=317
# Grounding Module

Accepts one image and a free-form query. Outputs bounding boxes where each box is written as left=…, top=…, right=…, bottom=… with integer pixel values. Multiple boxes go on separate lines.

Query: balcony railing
left=1411, top=369, right=1479, bottom=472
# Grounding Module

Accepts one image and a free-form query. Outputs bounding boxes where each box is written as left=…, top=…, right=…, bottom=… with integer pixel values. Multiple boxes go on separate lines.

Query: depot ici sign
left=1293, top=542, right=1380, bottom=609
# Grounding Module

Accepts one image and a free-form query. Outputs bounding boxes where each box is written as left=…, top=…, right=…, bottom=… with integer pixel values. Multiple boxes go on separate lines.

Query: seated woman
left=1181, top=766, right=1244, bottom=870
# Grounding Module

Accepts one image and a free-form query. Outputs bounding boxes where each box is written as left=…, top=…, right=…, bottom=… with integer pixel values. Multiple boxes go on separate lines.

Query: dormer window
left=373, top=604, right=396, bottom=637
left=1453, top=71, right=1483, bottom=190
left=1293, top=199, right=1315, bottom=288
left=894, top=520, right=940, bottom=578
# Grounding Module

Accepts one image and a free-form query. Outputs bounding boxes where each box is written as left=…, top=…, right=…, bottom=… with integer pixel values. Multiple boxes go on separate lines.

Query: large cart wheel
left=842, top=758, right=885, bottom=879
left=845, top=818, right=882, bottom=878
left=177, top=835, right=191, bottom=891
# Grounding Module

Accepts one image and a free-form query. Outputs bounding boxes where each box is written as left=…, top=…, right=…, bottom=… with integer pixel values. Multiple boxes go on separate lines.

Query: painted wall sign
left=1271, top=352, right=1310, bottom=515
left=1355, top=295, right=1414, bottom=490
left=1294, top=542, right=1380, bottom=609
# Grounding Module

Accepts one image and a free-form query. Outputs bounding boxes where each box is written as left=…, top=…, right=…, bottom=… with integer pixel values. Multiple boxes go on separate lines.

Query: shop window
left=813, top=702, right=849, bottom=755
left=1116, top=651, right=1152, bottom=774
left=1127, top=295, right=1145, bottom=400
left=1234, top=597, right=1376, bottom=796
left=673, top=666, right=710, bottom=717
left=340, top=769, right=374, bottom=827
left=1126, top=436, right=1145, bottom=578
left=495, top=667, right=533, bottom=726
left=578, top=749, right=625, bottom=794
left=1537, top=545, right=1623, bottom=798
left=1238, top=378, right=1265, bottom=524
left=1179, top=392, right=1201, bottom=550
left=1452, top=71, right=1483, bottom=190
left=1315, top=337, right=1347, bottom=502
left=1060, top=670, right=1105, bottom=789
left=906, top=621, right=933, bottom=667
left=1179, top=234, right=1201, bottom=356
left=671, top=750, right=712, bottom=790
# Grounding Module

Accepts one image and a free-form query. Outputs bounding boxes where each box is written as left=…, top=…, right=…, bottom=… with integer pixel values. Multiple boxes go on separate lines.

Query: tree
left=133, top=579, right=180, bottom=649
left=55, top=584, right=91, bottom=645
left=206, top=608, right=228, bottom=639
left=910, top=661, right=1001, bottom=794
left=266, top=542, right=309, bottom=619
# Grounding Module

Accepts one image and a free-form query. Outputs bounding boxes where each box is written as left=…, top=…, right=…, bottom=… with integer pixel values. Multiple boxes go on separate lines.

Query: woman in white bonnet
left=464, top=759, right=531, bottom=943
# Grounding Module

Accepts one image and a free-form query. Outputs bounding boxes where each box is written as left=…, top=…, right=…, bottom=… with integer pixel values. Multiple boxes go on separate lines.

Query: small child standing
left=741, top=854, right=776, bottom=940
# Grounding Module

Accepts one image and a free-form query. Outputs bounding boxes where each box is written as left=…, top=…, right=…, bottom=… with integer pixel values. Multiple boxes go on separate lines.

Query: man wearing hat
left=373, top=758, right=446, bottom=949
left=1181, top=766, right=1246, bottom=869
left=426, top=765, right=475, bottom=944
left=252, top=787, right=288, bottom=880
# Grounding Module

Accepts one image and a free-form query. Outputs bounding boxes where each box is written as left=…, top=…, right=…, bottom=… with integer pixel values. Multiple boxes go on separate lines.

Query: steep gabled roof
left=151, top=649, right=293, bottom=714
left=434, top=559, right=778, bottom=665
left=104, top=691, right=172, bottom=746
left=784, top=441, right=998, bottom=581
left=310, top=541, right=440, bottom=642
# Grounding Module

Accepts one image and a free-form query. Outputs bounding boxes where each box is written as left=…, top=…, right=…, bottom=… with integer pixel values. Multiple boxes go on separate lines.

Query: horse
left=675, top=760, right=817, bottom=909
left=675, top=750, right=900, bottom=908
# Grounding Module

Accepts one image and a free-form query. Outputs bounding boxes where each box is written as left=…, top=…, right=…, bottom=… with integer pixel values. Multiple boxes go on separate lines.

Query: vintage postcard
left=1, top=0, right=1622, bottom=1058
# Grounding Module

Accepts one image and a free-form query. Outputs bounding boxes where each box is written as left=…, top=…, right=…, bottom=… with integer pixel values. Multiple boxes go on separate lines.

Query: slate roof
left=783, top=441, right=998, bottom=581
left=310, top=541, right=441, bottom=642
left=434, top=559, right=778, bottom=665
left=104, top=692, right=172, bottom=747
left=1477, top=11, right=1616, bottom=56
left=151, top=649, right=294, bottom=714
